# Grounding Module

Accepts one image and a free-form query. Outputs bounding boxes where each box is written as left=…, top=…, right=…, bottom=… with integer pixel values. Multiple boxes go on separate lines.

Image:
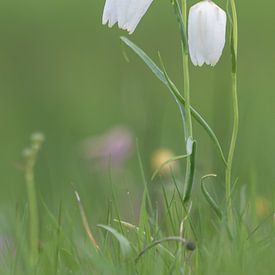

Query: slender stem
left=24, top=133, right=44, bottom=269
left=181, top=0, right=193, bottom=202
left=225, top=0, right=238, bottom=220
left=135, top=236, right=195, bottom=262
left=182, top=56, right=192, bottom=139
left=181, top=1, right=192, bottom=139
left=25, top=157, right=39, bottom=268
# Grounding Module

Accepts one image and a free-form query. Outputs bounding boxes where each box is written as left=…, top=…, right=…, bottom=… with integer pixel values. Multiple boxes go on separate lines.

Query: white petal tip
left=102, top=0, right=154, bottom=34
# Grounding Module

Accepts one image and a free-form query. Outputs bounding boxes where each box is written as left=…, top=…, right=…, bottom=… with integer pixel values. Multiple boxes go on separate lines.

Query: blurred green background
left=0, top=0, right=274, bottom=227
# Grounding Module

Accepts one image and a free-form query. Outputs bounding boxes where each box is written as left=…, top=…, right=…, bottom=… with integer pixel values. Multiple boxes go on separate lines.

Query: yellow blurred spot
left=255, top=197, right=271, bottom=218
left=151, top=149, right=178, bottom=176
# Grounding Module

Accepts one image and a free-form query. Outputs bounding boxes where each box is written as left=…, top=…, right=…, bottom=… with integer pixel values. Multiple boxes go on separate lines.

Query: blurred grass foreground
left=0, top=0, right=274, bottom=274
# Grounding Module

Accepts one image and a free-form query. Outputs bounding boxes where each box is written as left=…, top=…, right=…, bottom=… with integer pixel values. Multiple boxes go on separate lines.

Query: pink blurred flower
left=81, top=126, right=133, bottom=169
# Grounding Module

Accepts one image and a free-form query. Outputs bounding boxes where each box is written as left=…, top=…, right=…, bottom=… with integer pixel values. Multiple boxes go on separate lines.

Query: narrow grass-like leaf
left=136, top=139, right=153, bottom=215
left=138, top=189, right=151, bottom=243
left=201, top=174, right=223, bottom=220
left=227, top=0, right=238, bottom=73
left=113, top=219, right=175, bottom=259
left=247, top=213, right=274, bottom=240
left=135, top=237, right=195, bottom=263
left=183, top=139, right=197, bottom=203
left=97, top=224, right=131, bottom=257
left=172, top=0, right=188, bottom=53
left=171, top=172, right=198, bottom=241
left=74, top=191, right=100, bottom=251
left=121, top=37, right=227, bottom=166
left=161, top=184, right=176, bottom=235
left=158, top=52, right=187, bottom=138
left=151, top=154, right=189, bottom=181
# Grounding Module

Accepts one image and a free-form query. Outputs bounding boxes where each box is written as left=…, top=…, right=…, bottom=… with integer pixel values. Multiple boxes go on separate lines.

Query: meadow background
left=0, top=0, right=274, bottom=274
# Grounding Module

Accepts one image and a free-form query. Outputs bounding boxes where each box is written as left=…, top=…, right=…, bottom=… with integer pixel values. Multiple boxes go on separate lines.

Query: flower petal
left=124, top=0, right=153, bottom=34
left=102, top=0, right=153, bottom=34
left=102, top=0, right=118, bottom=27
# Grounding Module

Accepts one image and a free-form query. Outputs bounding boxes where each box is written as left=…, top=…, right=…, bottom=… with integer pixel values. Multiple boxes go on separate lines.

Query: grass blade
left=74, top=191, right=100, bottom=251
left=136, top=139, right=153, bottom=215
left=135, top=237, right=195, bottom=263
left=151, top=154, right=189, bottom=181
left=172, top=0, right=188, bottom=53
left=97, top=224, right=131, bottom=257
left=200, top=174, right=223, bottom=220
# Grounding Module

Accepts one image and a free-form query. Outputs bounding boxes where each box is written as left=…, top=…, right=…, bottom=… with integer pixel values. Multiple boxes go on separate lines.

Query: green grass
left=0, top=134, right=274, bottom=275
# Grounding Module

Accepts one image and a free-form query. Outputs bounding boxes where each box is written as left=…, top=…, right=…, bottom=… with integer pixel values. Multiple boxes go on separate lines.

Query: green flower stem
left=225, top=0, right=238, bottom=220
left=181, top=0, right=192, bottom=140
left=181, top=0, right=194, bottom=202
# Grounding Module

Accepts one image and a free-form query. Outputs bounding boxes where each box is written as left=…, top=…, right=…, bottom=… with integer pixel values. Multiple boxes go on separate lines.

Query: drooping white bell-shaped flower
left=102, top=0, right=154, bottom=34
left=188, top=0, right=227, bottom=66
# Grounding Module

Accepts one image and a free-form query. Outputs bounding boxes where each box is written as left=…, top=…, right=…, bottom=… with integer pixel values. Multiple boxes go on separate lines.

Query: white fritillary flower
left=102, top=0, right=154, bottom=34
left=188, top=0, right=227, bottom=66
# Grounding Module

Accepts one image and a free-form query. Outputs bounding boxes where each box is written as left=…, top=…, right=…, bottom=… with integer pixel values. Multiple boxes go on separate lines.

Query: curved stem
left=135, top=236, right=195, bottom=262
left=225, top=0, right=238, bottom=221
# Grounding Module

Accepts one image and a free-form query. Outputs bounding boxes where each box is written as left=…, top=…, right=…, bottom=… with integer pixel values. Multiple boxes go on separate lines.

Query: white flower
left=188, top=0, right=227, bottom=66
left=102, top=0, right=154, bottom=34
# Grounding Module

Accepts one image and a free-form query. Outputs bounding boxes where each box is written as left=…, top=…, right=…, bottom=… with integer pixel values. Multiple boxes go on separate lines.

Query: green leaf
left=200, top=174, right=223, bottom=219
left=120, top=37, right=227, bottom=166
left=151, top=154, right=189, bottom=181
left=172, top=0, right=188, bottom=53
left=138, top=189, right=151, bottom=244
left=97, top=224, right=131, bottom=257
left=135, top=236, right=196, bottom=263
left=136, top=139, right=152, bottom=245
left=161, top=183, right=176, bottom=235
left=183, top=138, right=197, bottom=203
left=120, top=36, right=165, bottom=83
left=158, top=52, right=187, bottom=136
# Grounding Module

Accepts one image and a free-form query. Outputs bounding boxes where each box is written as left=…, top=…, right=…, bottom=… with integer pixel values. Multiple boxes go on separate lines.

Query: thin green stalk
left=23, top=133, right=45, bottom=268
left=226, top=0, right=238, bottom=220
left=25, top=162, right=39, bottom=268
left=182, top=55, right=192, bottom=140
left=181, top=0, right=194, bottom=203
left=181, top=0, right=192, bottom=140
